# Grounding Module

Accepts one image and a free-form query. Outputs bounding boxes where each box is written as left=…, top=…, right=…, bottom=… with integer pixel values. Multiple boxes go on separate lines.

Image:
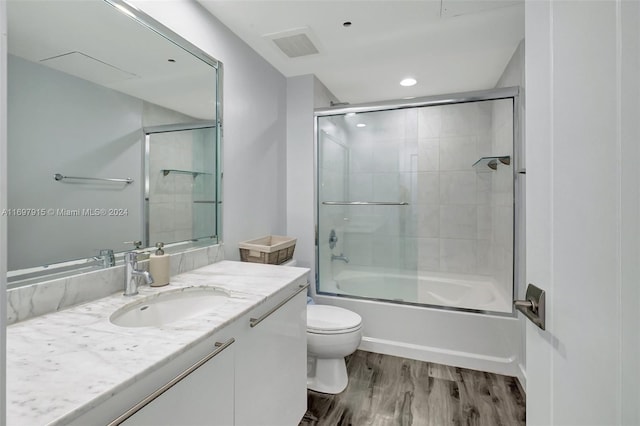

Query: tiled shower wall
left=145, top=104, right=217, bottom=246
left=319, top=100, right=513, bottom=294
left=147, top=129, right=196, bottom=244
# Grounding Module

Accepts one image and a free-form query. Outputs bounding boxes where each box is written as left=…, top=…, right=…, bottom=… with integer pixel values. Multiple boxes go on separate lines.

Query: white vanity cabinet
left=234, top=281, right=308, bottom=426
left=8, top=261, right=311, bottom=426
left=118, top=338, right=235, bottom=426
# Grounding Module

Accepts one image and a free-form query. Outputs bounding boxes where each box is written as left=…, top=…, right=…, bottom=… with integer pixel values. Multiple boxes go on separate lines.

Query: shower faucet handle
left=329, top=229, right=338, bottom=249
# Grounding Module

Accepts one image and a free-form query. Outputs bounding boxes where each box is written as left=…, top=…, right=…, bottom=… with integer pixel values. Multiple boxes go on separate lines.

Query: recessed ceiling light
left=400, top=78, right=417, bottom=87
left=356, top=123, right=366, bottom=128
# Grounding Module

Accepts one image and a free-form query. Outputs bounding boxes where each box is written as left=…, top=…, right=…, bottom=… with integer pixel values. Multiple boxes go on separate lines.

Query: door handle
left=514, top=283, right=545, bottom=330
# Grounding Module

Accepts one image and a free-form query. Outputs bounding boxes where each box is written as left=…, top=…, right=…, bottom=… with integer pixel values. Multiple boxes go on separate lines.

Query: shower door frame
left=313, top=86, right=522, bottom=317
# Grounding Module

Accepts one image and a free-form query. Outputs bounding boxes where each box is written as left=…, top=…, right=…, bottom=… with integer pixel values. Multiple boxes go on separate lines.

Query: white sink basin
left=110, top=286, right=231, bottom=328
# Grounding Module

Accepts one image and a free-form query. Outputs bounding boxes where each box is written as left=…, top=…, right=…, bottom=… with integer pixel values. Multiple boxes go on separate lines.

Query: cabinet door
left=120, top=339, right=235, bottom=426
left=235, top=287, right=307, bottom=426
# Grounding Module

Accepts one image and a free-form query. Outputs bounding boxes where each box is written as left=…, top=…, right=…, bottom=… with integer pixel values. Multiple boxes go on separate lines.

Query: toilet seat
left=307, top=305, right=362, bottom=335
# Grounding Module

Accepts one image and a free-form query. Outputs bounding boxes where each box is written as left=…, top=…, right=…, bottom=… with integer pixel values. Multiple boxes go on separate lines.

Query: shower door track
left=314, top=86, right=519, bottom=117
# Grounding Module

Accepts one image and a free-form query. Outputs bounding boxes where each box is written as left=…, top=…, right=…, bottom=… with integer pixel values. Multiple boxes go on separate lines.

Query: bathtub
left=327, top=269, right=512, bottom=313
left=314, top=268, right=523, bottom=383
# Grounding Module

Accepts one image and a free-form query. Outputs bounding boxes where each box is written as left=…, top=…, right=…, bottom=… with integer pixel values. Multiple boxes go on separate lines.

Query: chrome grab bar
left=107, top=338, right=235, bottom=425
left=322, top=201, right=409, bottom=206
left=54, top=173, right=134, bottom=184
left=249, top=283, right=309, bottom=328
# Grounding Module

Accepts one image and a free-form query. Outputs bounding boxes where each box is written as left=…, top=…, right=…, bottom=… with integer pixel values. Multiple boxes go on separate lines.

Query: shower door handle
left=514, top=283, right=545, bottom=330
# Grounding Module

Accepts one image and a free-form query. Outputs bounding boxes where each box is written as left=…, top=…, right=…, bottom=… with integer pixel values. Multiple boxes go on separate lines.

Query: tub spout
left=331, top=253, right=350, bottom=263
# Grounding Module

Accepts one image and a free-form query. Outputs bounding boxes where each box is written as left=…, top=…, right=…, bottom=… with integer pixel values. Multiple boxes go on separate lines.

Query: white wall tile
left=417, top=105, right=442, bottom=138
left=439, top=135, right=478, bottom=171
left=372, top=142, right=400, bottom=172
left=440, top=171, right=476, bottom=204
left=417, top=238, right=440, bottom=271
left=418, top=138, right=440, bottom=171
left=476, top=239, right=493, bottom=276
left=373, top=173, right=400, bottom=202
left=417, top=172, right=440, bottom=205
left=344, top=233, right=374, bottom=266
left=440, top=205, right=477, bottom=239
left=439, top=103, right=477, bottom=136
left=372, top=235, right=401, bottom=268
left=477, top=205, right=492, bottom=240
left=476, top=172, right=492, bottom=205
left=440, top=239, right=477, bottom=273
left=350, top=141, right=374, bottom=173
left=417, top=205, right=440, bottom=238
left=349, top=173, right=373, bottom=201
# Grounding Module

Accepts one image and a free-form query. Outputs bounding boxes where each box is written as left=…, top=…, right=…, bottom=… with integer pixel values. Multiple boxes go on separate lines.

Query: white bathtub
left=314, top=268, right=522, bottom=382
left=326, top=269, right=512, bottom=313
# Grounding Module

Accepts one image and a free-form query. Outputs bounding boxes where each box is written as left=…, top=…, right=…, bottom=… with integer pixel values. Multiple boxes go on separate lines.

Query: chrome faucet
left=124, top=251, right=153, bottom=296
left=93, top=249, right=115, bottom=269
left=331, top=253, right=350, bottom=263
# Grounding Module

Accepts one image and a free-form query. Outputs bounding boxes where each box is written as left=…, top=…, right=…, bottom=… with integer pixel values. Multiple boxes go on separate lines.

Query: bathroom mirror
left=6, top=0, right=222, bottom=285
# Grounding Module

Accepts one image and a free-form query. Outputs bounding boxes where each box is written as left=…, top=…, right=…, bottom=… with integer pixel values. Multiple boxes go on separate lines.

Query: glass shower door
left=317, top=109, right=419, bottom=301
left=316, top=96, right=516, bottom=314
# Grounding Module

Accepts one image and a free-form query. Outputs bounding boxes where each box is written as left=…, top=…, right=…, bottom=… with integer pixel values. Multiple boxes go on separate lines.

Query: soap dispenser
left=149, top=242, right=170, bottom=287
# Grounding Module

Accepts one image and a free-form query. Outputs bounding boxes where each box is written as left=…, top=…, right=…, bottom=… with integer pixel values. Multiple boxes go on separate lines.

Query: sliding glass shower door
left=316, top=92, right=517, bottom=314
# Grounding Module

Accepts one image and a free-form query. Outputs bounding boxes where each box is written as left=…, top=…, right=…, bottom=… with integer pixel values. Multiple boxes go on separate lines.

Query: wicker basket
left=238, top=235, right=297, bottom=265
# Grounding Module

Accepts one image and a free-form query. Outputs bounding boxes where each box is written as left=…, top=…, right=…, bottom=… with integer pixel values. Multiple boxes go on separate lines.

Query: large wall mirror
left=6, top=0, right=222, bottom=285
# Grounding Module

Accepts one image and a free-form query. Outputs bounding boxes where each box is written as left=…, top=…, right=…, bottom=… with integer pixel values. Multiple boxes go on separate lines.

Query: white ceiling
left=199, top=0, right=524, bottom=104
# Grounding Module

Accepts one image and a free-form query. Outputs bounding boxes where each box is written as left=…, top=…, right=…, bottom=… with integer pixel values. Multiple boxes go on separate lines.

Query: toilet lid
left=307, top=305, right=362, bottom=333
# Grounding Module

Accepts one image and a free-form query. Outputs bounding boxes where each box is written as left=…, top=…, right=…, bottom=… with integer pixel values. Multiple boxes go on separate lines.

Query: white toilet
left=306, top=304, right=363, bottom=394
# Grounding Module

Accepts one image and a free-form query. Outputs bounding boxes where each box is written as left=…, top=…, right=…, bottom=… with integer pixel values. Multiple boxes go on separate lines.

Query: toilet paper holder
left=514, top=283, right=546, bottom=330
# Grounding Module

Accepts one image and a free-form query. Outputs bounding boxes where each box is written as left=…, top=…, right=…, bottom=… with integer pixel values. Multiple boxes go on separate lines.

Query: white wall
left=525, top=1, right=640, bottom=424
left=8, top=56, right=143, bottom=269
left=129, top=0, right=288, bottom=259
left=286, top=75, right=336, bottom=283
left=620, top=2, right=640, bottom=422
left=286, top=75, right=315, bottom=275
left=0, top=1, right=7, bottom=423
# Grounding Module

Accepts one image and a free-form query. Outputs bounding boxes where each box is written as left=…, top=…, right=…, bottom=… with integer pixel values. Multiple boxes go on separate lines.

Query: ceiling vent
left=264, top=27, right=320, bottom=58
left=39, top=51, right=137, bottom=85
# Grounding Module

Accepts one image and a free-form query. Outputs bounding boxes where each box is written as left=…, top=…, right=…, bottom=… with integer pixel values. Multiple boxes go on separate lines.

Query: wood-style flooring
left=300, top=350, right=525, bottom=426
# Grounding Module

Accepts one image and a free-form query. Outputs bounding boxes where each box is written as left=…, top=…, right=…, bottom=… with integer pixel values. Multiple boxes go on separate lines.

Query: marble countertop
left=7, top=260, right=308, bottom=426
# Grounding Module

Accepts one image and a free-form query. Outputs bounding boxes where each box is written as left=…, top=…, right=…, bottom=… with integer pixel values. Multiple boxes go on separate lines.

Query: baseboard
left=359, top=336, right=520, bottom=378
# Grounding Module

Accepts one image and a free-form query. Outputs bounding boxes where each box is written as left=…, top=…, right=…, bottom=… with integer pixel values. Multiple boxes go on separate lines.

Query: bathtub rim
left=313, top=292, right=526, bottom=388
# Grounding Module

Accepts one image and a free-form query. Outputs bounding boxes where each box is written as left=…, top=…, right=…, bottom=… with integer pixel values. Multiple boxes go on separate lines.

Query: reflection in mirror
left=145, top=123, right=218, bottom=246
left=6, top=0, right=221, bottom=285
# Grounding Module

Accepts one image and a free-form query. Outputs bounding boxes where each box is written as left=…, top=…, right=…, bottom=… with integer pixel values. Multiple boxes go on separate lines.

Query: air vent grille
left=271, top=33, right=319, bottom=58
